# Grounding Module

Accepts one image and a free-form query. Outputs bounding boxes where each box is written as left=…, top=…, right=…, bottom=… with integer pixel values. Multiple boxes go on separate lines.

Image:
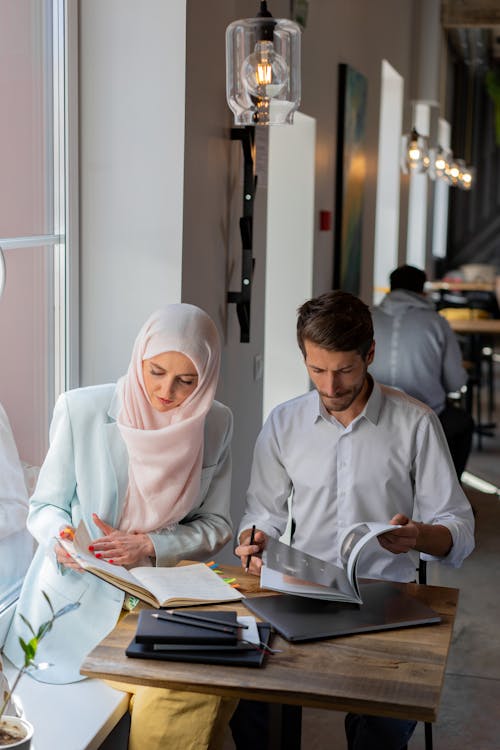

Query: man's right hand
left=234, top=528, right=268, bottom=575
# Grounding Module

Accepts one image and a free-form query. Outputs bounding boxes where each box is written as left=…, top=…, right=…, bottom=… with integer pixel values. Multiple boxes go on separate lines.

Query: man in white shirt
left=370, top=264, right=474, bottom=479
left=234, top=290, right=475, bottom=750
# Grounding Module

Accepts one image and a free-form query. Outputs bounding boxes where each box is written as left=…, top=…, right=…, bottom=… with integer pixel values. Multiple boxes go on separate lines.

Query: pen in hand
left=245, top=525, right=256, bottom=573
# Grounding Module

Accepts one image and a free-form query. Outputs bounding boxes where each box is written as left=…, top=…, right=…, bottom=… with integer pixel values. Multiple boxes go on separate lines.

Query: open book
left=58, top=521, right=244, bottom=609
left=260, top=522, right=400, bottom=604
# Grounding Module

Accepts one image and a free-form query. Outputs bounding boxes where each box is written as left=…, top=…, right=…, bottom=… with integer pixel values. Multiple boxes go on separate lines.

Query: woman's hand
left=89, top=513, right=155, bottom=566
left=55, top=525, right=84, bottom=572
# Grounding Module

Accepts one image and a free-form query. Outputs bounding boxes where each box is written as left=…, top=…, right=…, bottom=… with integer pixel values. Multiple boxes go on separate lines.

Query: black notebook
left=244, top=581, right=440, bottom=642
left=135, top=609, right=239, bottom=646
left=126, top=622, right=272, bottom=667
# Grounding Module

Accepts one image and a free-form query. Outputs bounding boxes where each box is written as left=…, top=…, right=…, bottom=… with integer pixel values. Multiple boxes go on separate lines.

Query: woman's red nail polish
left=95, top=553, right=102, bottom=559
left=109, top=560, right=114, bottom=564
left=88, top=545, right=94, bottom=551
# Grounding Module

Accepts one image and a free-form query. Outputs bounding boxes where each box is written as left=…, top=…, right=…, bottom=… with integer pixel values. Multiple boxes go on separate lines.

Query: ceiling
left=442, top=1, right=500, bottom=67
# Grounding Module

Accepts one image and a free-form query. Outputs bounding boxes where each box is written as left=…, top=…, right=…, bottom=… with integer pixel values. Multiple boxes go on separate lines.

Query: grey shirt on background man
left=370, top=289, right=467, bottom=414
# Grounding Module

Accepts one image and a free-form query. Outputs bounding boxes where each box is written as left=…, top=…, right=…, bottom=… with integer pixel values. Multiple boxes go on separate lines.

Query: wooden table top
left=448, top=318, right=500, bottom=334
left=426, top=281, right=496, bottom=292
left=81, top=565, right=459, bottom=722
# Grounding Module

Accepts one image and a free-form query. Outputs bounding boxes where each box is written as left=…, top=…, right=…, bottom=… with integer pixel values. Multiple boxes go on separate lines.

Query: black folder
left=135, top=609, right=239, bottom=646
left=243, top=581, right=440, bottom=642
left=126, top=622, right=272, bottom=667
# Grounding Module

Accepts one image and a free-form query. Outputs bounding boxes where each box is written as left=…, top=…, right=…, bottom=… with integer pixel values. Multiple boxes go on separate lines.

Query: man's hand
left=234, top=527, right=268, bottom=575
left=378, top=513, right=453, bottom=558
left=377, top=514, right=419, bottom=555
left=88, top=513, right=155, bottom=566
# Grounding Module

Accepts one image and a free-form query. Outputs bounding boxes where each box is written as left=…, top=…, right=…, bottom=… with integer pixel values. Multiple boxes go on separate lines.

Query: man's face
left=304, top=340, right=374, bottom=417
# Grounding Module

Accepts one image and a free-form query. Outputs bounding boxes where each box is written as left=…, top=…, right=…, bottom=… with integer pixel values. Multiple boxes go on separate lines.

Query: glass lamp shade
left=445, top=159, right=461, bottom=186
left=226, top=15, right=301, bottom=125
left=428, top=145, right=452, bottom=181
left=458, top=163, right=475, bottom=190
left=401, top=127, right=430, bottom=174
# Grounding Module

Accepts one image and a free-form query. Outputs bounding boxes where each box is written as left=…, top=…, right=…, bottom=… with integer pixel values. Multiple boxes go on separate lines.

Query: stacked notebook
left=126, top=609, right=272, bottom=667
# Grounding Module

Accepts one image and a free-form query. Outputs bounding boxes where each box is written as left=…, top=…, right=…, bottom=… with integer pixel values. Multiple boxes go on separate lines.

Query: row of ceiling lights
left=401, top=128, right=475, bottom=190
left=225, top=3, right=476, bottom=194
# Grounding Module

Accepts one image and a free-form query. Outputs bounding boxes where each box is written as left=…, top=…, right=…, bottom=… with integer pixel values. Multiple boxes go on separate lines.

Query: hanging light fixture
left=428, top=145, right=452, bottom=181
left=226, top=1, right=301, bottom=126
left=458, top=163, right=475, bottom=190
left=401, top=127, right=430, bottom=174
left=445, top=158, right=461, bottom=186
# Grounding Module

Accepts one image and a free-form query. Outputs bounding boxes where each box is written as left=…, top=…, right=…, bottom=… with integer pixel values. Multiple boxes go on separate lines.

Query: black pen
left=164, top=609, right=248, bottom=629
left=245, top=524, right=256, bottom=573
left=151, top=613, right=240, bottom=635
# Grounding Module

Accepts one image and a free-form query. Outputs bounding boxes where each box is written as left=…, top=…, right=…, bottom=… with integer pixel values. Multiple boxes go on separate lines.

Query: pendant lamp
left=226, top=1, right=301, bottom=126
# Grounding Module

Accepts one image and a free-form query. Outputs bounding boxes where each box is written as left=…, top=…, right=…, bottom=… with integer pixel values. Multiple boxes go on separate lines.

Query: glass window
left=0, top=0, right=70, bottom=609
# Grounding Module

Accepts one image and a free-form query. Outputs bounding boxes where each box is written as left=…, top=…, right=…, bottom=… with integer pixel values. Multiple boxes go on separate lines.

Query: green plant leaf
left=54, top=601, right=80, bottom=619
left=36, top=622, right=53, bottom=640
left=18, top=613, right=35, bottom=637
left=41, top=590, right=55, bottom=616
left=1, top=591, right=79, bottom=721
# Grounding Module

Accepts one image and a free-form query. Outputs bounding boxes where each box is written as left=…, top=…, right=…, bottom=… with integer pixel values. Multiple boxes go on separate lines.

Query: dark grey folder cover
left=126, top=623, right=272, bottom=667
left=243, top=581, right=441, bottom=642
left=135, top=609, right=239, bottom=645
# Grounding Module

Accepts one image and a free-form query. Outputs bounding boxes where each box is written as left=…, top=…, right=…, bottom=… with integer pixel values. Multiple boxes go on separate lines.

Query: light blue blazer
left=4, top=384, right=233, bottom=684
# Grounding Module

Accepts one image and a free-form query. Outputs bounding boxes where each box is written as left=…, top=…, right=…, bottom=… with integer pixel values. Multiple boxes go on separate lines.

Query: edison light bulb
left=241, top=40, right=288, bottom=100
left=461, top=170, right=473, bottom=189
left=408, top=140, right=422, bottom=164
left=435, top=154, right=446, bottom=172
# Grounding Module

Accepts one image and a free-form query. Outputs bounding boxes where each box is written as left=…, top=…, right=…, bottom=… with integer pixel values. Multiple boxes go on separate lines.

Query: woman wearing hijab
left=4, top=303, right=236, bottom=749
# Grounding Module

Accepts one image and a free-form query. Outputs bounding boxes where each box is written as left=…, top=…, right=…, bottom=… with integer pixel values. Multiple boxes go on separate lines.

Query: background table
left=447, top=319, right=500, bottom=335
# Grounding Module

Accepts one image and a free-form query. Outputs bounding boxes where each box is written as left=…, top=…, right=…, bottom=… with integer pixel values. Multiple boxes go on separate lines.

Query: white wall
left=373, top=60, right=404, bottom=304
left=406, top=101, right=431, bottom=269
left=263, top=112, right=316, bottom=420
left=79, top=0, right=186, bottom=385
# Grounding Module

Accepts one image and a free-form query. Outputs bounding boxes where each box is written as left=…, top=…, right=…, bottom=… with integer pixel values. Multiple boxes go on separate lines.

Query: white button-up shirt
left=239, top=380, right=475, bottom=582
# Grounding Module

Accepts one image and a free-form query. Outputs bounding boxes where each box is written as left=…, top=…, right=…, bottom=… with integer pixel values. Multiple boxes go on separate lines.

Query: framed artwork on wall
left=333, top=63, right=368, bottom=295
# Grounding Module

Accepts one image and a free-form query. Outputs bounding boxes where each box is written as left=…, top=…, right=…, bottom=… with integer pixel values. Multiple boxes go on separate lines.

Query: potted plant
left=0, top=592, right=80, bottom=747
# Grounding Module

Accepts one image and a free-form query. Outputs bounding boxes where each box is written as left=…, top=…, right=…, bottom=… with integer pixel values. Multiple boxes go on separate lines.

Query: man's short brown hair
left=296, top=290, right=374, bottom=357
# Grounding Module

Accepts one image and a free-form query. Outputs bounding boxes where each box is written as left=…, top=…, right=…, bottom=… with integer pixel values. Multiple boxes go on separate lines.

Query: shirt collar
left=311, top=376, right=383, bottom=426
left=363, top=377, right=383, bottom=425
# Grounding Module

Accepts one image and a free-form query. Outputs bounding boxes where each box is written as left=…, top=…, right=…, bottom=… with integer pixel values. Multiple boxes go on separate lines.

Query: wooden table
left=447, top=318, right=500, bottom=446
left=447, top=318, right=500, bottom=335
left=81, top=565, right=459, bottom=734
left=426, top=281, right=495, bottom=292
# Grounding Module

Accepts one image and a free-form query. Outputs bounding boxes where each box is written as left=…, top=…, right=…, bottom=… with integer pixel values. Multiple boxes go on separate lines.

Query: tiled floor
left=224, top=363, right=500, bottom=749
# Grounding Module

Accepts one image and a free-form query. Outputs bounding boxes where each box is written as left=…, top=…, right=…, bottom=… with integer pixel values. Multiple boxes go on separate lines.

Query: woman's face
left=142, top=351, right=198, bottom=412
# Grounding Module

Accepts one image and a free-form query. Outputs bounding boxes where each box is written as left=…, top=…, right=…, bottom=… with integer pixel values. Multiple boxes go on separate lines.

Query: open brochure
left=58, top=521, right=244, bottom=609
left=260, top=522, right=400, bottom=604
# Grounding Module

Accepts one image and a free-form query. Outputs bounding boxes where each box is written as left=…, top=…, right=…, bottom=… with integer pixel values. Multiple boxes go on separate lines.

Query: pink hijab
left=116, top=304, right=221, bottom=533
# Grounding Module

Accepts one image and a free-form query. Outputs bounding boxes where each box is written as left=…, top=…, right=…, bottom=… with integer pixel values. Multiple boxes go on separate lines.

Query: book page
left=130, top=564, right=244, bottom=606
left=58, top=522, right=144, bottom=589
left=58, top=521, right=243, bottom=606
left=262, top=537, right=358, bottom=602
left=260, top=564, right=357, bottom=602
left=342, top=522, right=401, bottom=595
